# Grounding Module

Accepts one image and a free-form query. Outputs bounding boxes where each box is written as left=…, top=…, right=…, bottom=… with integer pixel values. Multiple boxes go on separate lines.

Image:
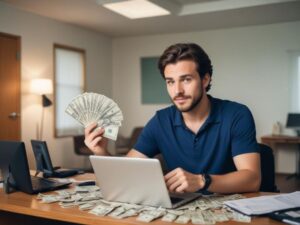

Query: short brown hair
left=158, top=43, right=213, bottom=92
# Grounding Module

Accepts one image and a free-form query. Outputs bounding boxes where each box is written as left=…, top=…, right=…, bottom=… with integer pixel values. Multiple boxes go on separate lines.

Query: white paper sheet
left=224, top=191, right=300, bottom=215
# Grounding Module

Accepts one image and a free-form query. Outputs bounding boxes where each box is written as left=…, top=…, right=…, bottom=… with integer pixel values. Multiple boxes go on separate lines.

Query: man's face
left=164, top=60, right=208, bottom=112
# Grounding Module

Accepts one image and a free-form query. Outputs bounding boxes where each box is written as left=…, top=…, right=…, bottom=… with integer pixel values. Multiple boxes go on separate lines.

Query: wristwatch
left=200, top=174, right=212, bottom=191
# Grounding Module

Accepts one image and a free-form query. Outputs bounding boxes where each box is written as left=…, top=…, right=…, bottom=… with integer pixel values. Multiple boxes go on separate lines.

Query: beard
left=172, top=90, right=203, bottom=113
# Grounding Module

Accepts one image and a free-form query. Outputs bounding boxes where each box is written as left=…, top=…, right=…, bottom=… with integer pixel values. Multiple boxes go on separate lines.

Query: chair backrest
left=127, top=127, right=144, bottom=150
left=259, top=143, right=279, bottom=192
left=73, top=135, right=93, bottom=156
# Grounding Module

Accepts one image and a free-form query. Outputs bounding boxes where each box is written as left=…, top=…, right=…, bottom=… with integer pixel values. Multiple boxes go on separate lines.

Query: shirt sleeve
left=133, top=115, right=160, bottom=157
left=230, top=105, right=259, bottom=157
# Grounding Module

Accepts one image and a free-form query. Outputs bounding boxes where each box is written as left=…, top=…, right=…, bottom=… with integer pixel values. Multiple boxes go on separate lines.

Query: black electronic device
left=269, top=208, right=300, bottom=225
left=286, top=113, right=300, bottom=136
left=77, top=181, right=96, bottom=186
left=0, top=141, right=71, bottom=194
left=31, top=140, right=83, bottom=178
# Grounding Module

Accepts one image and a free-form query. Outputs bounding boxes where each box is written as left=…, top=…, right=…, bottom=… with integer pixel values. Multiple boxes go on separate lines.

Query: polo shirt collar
left=173, top=95, right=221, bottom=127
left=206, top=95, right=221, bottom=124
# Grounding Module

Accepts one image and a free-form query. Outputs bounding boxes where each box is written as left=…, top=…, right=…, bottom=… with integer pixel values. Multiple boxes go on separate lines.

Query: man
left=85, top=43, right=261, bottom=194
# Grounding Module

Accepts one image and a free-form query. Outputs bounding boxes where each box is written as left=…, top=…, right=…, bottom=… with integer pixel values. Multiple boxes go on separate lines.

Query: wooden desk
left=261, top=135, right=300, bottom=146
left=261, top=135, right=300, bottom=175
left=0, top=173, right=284, bottom=225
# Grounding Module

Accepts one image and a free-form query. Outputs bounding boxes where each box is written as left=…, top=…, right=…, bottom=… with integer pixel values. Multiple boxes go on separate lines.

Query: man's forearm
left=208, top=170, right=261, bottom=194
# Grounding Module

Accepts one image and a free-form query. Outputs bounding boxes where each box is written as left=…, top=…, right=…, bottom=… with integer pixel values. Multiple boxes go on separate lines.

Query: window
left=54, top=44, right=86, bottom=137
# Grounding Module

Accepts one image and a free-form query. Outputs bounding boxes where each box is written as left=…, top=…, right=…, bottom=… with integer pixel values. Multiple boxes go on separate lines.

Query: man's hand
left=84, top=122, right=109, bottom=156
left=164, top=168, right=204, bottom=193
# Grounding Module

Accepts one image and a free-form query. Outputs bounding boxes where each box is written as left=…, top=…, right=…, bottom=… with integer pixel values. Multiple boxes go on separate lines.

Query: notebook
left=0, top=141, right=71, bottom=194
left=90, top=156, right=200, bottom=208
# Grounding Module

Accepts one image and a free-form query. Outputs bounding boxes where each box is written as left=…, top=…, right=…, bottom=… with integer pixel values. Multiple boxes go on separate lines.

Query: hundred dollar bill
left=191, top=210, right=205, bottom=224
left=40, top=195, right=62, bottom=203
left=175, top=213, right=190, bottom=224
left=137, top=209, right=166, bottom=223
left=103, top=125, right=119, bottom=141
left=108, top=206, right=126, bottom=218
left=211, top=209, right=229, bottom=222
left=89, top=204, right=116, bottom=216
left=115, top=209, right=138, bottom=219
left=79, top=200, right=101, bottom=211
left=232, top=211, right=251, bottom=223
left=74, top=185, right=100, bottom=193
left=162, top=213, right=178, bottom=222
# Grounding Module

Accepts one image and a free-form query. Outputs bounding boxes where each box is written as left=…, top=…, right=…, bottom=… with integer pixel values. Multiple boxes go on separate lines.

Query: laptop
left=31, top=140, right=82, bottom=178
left=0, top=141, right=71, bottom=194
left=90, top=156, right=200, bottom=208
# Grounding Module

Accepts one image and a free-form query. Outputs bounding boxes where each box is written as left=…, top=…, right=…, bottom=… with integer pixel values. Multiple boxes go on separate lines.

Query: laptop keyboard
left=170, top=196, right=184, bottom=205
left=31, top=176, right=60, bottom=190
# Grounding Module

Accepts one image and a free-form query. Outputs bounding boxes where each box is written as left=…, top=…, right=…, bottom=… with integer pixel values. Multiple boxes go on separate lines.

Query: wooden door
left=0, top=32, right=21, bottom=140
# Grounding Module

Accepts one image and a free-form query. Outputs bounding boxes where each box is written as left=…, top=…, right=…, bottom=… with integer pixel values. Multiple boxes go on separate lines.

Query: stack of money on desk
left=37, top=186, right=251, bottom=224
left=65, top=92, right=123, bottom=141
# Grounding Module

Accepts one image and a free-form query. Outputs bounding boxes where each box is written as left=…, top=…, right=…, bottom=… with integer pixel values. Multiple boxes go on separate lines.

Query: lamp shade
left=30, top=79, right=53, bottom=95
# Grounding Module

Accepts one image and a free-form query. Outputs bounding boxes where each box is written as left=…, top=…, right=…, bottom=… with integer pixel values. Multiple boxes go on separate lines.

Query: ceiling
left=2, top=0, right=300, bottom=37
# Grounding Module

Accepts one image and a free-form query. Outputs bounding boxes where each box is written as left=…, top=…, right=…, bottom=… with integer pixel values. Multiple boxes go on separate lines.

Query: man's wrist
left=93, top=147, right=109, bottom=156
left=198, top=174, right=205, bottom=190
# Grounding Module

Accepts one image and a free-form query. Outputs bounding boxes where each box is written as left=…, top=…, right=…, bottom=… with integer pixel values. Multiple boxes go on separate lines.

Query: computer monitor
left=31, top=140, right=55, bottom=176
left=0, top=141, right=32, bottom=193
left=0, top=141, right=72, bottom=194
left=31, top=140, right=81, bottom=178
left=286, top=113, right=300, bottom=136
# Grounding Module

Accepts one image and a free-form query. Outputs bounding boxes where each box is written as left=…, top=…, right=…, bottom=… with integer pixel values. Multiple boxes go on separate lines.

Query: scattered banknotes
left=37, top=188, right=250, bottom=224
left=65, top=92, right=123, bottom=141
left=162, top=212, right=178, bottom=222
left=137, top=208, right=166, bottom=223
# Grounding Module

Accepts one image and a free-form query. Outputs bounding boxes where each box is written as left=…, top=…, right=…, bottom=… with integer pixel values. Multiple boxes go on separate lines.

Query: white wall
left=0, top=2, right=112, bottom=169
left=112, top=21, right=300, bottom=173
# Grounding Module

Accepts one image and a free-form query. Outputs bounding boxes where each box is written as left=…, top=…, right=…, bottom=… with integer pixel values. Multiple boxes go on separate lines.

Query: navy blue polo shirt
left=134, top=96, right=259, bottom=175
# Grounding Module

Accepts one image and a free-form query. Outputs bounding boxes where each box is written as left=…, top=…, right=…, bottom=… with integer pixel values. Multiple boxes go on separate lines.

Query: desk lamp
left=30, top=79, right=53, bottom=140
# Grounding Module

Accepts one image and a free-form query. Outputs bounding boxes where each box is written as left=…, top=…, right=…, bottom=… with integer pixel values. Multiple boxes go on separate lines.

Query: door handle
left=8, top=112, right=20, bottom=119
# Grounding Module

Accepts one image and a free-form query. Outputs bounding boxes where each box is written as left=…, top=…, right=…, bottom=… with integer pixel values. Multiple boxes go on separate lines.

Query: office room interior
left=0, top=0, right=300, bottom=192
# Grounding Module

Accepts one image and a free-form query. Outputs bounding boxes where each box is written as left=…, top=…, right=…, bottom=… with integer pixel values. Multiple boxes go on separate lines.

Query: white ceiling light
left=102, top=0, right=170, bottom=19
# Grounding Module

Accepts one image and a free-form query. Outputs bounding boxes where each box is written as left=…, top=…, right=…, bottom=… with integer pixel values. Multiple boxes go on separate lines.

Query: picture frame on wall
left=141, top=57, right=171, bottom=104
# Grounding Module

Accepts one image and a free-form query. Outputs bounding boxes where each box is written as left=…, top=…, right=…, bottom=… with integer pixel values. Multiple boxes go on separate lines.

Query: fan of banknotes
left=65, top=92, right=123, bottom=141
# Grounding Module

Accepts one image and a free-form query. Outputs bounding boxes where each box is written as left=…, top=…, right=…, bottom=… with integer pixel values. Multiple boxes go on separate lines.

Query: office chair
left=259, top=143, right=279, bottom=192
left=115, top=127, right=144, bottom=155
left=73, top=135, right=94, bottom=171
left=73, top=135, right=93, bottom=156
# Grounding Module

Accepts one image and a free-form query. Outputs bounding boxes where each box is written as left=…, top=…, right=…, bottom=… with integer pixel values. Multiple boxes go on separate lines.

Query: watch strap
left=200, top=174, right=212, bottom=191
